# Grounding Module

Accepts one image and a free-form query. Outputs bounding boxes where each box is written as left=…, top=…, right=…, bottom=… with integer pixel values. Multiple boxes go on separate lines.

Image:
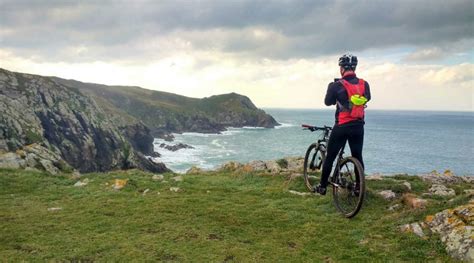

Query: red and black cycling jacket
left=324, top=72, right=371, bottom=126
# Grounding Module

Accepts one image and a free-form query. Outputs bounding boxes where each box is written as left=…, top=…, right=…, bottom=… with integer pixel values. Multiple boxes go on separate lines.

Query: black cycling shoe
left=313, top=184, right=327, bottom=195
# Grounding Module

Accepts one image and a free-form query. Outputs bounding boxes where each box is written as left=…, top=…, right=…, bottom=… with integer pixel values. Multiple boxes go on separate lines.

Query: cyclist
left=314, top=54, right=371, bottom=195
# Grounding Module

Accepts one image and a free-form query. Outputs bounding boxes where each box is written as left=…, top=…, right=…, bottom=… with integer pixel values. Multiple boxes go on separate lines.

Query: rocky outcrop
left=402, top=201, right=474, bottom=262
left=420, top=170, right=474, bottom=184
left=378, top=190, right=397, bottom=200
left=0, top=144, right=73, bottom=174
left=120, top=123, right=154, bottom=155
left=425, top=201, right=474, bottom=261
left=428, top=184, right=456, bottom=197
left=186, top=166, right=203, bottom=174
left=158, top=142, right=194, bottom=152
left=0, top=68, right=168, bottom=173
left=217, top=157, right=304, bottom=174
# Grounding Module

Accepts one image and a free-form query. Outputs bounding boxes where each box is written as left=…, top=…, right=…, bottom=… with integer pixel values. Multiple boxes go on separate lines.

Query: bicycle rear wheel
left=303, top=143, right=326, bottom=192
left=332, top=157, right=365, bottom=218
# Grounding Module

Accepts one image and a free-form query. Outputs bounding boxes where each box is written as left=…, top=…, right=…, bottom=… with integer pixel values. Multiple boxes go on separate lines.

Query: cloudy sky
left=1, top=0, right=473, bottom=111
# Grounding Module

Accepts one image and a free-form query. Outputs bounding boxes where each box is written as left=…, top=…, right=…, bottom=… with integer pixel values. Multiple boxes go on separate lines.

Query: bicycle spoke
left=304, top=144, right=324, bottom=192
left=333, top=158, right=364, bottom=218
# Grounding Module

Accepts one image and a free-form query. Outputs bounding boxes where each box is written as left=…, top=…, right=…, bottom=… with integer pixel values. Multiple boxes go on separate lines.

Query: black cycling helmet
left=338, top=54, right=358, bottom=71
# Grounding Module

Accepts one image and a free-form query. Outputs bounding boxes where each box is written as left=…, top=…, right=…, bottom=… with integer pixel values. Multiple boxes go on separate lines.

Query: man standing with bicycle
left=314, top=54, right=371, bottom=195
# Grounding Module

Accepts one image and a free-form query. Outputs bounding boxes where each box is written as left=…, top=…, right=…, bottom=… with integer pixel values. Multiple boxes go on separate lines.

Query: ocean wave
left=180, top=132, right=214, bottom=137
left=211, top=139, right=224, bottom=148
left=221, top=129, right=244, bottom=136
left=242, top=126, right=266, bottom=130
left=275, top=123, right=296, bottom=129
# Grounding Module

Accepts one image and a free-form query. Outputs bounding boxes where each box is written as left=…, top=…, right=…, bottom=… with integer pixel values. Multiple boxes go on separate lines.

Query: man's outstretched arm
left=365, top=82, right=371, bottom=102
left=324, top=83, right=337, bottom=106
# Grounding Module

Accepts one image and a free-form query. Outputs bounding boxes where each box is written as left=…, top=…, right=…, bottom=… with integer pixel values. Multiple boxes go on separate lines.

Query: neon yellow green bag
left=350, top=94, right=368, bottom=106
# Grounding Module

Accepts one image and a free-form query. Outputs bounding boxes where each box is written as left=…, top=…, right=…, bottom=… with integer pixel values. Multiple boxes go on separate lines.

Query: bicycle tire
left=332, top=157, right=365, bottom=218
left=303, top=143, right=326, bottom=192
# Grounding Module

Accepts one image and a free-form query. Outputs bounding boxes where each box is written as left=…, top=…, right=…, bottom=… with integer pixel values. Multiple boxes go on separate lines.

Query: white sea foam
left=211, top=139, right=224, bottom=148
left=221, top=128, right=244, bottom=136
left=180, top=132, right=213, bottom=137
left=275, top=123, right=296, bottom=129
left=153, top=137, right=236, bottom=173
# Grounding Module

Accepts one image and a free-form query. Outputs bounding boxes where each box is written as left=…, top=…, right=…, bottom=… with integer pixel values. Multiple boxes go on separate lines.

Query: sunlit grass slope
left=1, top=168, right=469, bottom=262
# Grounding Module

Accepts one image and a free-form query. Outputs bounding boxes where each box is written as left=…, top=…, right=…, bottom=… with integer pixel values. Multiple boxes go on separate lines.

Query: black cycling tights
left=320, top=124, right=364, bottom=188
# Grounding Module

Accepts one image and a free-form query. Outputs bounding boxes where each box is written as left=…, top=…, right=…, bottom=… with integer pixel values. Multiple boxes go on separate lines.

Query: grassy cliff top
left=52, top=77, right=279, bottom=134
left=1, top=168, right=472, bottom=261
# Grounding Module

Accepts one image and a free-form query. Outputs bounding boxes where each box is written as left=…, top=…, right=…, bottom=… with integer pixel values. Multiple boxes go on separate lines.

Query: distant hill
left=52, top=78, right=279, bottom=137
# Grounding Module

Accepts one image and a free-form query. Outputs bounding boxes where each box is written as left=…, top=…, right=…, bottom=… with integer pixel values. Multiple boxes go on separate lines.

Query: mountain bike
left=302, top=124, right=365, bottom=218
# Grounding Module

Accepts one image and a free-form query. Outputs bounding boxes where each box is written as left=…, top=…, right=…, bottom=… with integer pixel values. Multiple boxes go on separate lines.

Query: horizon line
left=262, top=107, right=474, bottom=113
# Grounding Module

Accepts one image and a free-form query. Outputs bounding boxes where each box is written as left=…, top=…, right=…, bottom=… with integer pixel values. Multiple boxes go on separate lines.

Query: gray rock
left=411, top=223, right=425, bottom=237
left=39, top=159, right=59, bottom=175
left=0, top=152, right=25, bottom=169
left=419, top=171, right=466, bottom=184
left=172, top=176, right=183, bottom=182
left=24, top=153, right=38, bottom=168
left=399, top=224, right=411, bottom=232
left=169, top=187, right=180, bottom=192
left=378, top=190, right=396, bottom=200
left=285, top=157, right=304, bottom=171
left=463, top=189, right=474, bottom=196
left=366, top=174, right=384, bottom=181
left=159, top=143, right=194, bottom=152
left=403, top=181, right=412, bottom=191
left=24, top=167, right=40, bottom=172
left=0, top=139, right=8, bottom=152
left=265, top=160, right=281, bottom=174
left=462, top=177, right=474, bottom=184
left=186, top=166, right=203, bottom=174
left=248, top=160, right=266, bottom=171
left=74, top=178, right=89, bottom=187
left=388, top=204, right=401, bottom=211
left=425, top=202, right=474, bottom=261
left=152, top=174, right=164, bottom=181
left=429, top=184, right=456, bottom=197
left=219, top=161, right=242, bottom=171
left=399, top=223, right=425, bottom=237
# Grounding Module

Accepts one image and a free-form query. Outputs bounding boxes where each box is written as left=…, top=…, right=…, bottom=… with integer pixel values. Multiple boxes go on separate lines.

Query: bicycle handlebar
left=301, top=124, right=332, bottom=132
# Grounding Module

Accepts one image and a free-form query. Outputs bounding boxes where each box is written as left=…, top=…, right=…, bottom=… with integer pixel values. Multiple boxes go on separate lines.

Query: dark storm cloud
left=0, top=0, right=472, bottom=61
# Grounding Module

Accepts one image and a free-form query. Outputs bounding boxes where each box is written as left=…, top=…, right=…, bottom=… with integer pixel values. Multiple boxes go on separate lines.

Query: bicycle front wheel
left=303, top=143, right=326, bottom=192
left=332, top=157, right=365, bottom=218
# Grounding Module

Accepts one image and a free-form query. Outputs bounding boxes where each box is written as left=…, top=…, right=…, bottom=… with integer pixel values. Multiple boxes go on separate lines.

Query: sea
left=153, top=109, right=474, bottom=175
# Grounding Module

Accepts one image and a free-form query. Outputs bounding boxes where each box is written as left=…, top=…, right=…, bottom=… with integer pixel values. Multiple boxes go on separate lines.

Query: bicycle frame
left=328, top=142, right=347, bottom=188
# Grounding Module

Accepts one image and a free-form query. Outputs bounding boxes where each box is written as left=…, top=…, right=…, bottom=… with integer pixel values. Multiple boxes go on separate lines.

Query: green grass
left=1, top=168, right=469, bottom=262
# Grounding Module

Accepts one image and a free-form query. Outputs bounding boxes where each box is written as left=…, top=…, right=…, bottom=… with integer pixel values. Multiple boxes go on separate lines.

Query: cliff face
left=52, top=79, right=279, bottom=136
left=0, top=68, right=168, bottom=173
